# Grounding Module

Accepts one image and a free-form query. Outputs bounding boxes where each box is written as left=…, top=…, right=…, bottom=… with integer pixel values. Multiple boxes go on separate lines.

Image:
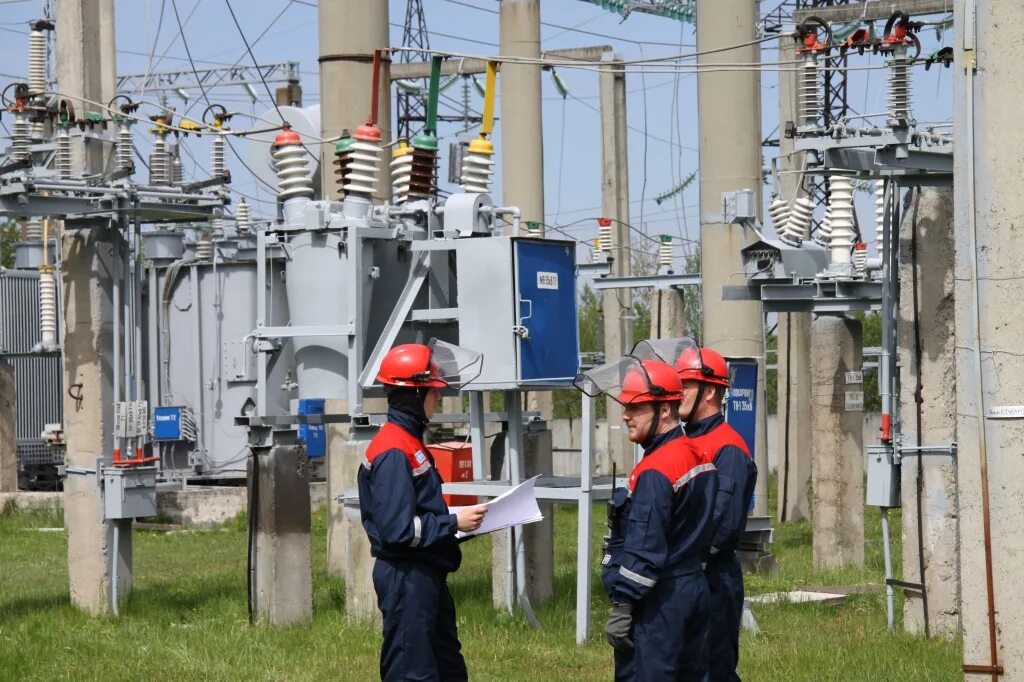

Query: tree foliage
left=0, top=220, right=18, bottom=268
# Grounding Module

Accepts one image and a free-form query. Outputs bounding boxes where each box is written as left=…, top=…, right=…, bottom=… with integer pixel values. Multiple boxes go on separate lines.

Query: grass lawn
left=0, top=478, right=960, bottom=681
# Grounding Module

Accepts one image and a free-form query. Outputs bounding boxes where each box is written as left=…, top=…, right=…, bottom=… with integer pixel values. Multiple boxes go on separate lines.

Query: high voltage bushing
left=390, top=139, right=413, bottom=204
left=149, top=136, right=169, bottom=185
left=334, top=134, right=354, bottom=197
left=38, top=267, right=57, bottom=348
left=272, top=127, right=314, bottom=201
left=56, top=125, right=73, bottom=180
left=235, top=199, right=252, bottom=234
left=798, top=54, right=821, bottom=130
left=460, top=137, right=495, bottom=194
left=195, top=230, right=214, bottom=261
left=406, top=132, right=438, bottom=201
left=170, top=145, right=183, bottom=185
left=788, top=195, right=815, bottom=245
left=827, top=175, right=856, bottom=264
left=10, top=114, right=31, bottom=160
left=816, top=199, right=833, bottom=247
left=853, top=242, right=868, bottom=275
left=211, top=133, right=226, bottom=177
left=769, top=197, right=798, bottom=245
left=116, top=122, right=134, bottom=171
left=342, top=125, right=382, bottom=198
left=27, top=27, right=46, bottom=96
left=888, top=46, right=912, bottom=126
left=597, top=217, right=613, bottom=254
left=657, top=235, right=674, bottom=272
left=24, top=217, right=43, bottom=241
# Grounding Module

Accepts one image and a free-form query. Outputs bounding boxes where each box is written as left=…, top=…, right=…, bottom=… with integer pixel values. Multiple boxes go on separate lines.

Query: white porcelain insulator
left=343, top=140, right=381, bottom=197
left=390, top=149, right=413, bottom=205
left=195, top=233, right=214, bottom=261
left=56, top=129, right=72, bottom=180
left=39, top=270, right=57, bottom=348
left=888, top=50, right=912, bottom=124
left=25, top=217, right=43, bottom=241
left=591, top=239, right=605, bottom=263
left=149, top=138, right=168, bottom=185
left=875, top=179, right=886, bottom=256
left=799, top=56, right=820, bottom=128
left=11, top=115, right=31, bottom=159
left=117, top=125, right=134, bottom=171
left=657, top=240, right=674, bottom=271
left=235, top=200, right=252, bottom=233
left=827, top=175, right=856, bottom=264
left=273, top=142, right=314, bottom=200
left=853, top=247, right=868, bottom=274
left=460, top=150, right=495, bottom=194
left=28, top=30, right=46, bottom=95
left=598, top=222, right=613, bottom=252
left=788, top=196, right=815, bottom=244
left=211, top=134, right=226, bottom=177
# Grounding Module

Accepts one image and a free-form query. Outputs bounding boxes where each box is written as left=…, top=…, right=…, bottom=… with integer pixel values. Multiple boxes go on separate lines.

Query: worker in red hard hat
left=674, top=344, right=758, bottom=682
left=357, top=340, right=487, bottom=682
left=575, top=357, right=718, bottom=681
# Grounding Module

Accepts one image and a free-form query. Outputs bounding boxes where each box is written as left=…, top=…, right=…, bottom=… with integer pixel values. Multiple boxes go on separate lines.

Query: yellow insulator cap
left=467, top=137, right=494, bottom=156
left=392, top=141, right=413, bottom=159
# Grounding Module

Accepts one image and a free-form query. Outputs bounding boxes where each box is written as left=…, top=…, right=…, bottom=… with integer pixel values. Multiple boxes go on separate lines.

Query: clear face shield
left=427, top=338, right=484, bottom=389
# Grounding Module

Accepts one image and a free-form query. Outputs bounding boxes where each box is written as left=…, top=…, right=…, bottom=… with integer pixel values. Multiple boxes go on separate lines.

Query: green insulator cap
left=334, top=136, right=355, bottom=155
left=411, top=132, right=438, bottom=151
left=85, top=111, right=104, bottom=123
left=660, top=234, right=673, bottom=243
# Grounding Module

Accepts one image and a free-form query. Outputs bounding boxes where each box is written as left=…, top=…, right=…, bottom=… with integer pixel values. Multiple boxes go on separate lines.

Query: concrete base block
left=491, top=427, right=555, bottom=609
left=249, top=437, right=313, bottom=626
left=810, top=316, right=864, bottom=570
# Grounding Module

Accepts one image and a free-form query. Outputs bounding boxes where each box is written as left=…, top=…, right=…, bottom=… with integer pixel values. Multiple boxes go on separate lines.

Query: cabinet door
left=514, top=239, right=579, bottom=384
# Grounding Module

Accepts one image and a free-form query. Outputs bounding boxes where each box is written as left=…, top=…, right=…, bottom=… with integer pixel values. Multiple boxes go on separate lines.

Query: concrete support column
left=492, top=426, right=555, bottom=608
left=0, top=362, right=16, bottom=492
left=777, top=312, right=812, bottom=523
left=325, top=398, right=348, bottom=577
left=652, top=288, right=686, bottom=339
left=318, top=0, right=390, bottom=202
left=898, top=187, right=959, bottom=638
left=599, top=56, right=632, bottom=473
left=695, top=0, right=768, bottom=515
left=344, top=426, right=380, bottom=626
left=953, top=2, right=1024, bottom=673
left=62, top=225, right=121, bottom=614
left=249, top=432, right=312, bottom=625
left=810, top=316, right=864, bottom=570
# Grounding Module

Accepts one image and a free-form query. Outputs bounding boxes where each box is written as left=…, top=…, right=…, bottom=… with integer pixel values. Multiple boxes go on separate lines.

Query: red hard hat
left=376, top=344, right=447, bottom=388
left=674, top=346, right=730, bottom=388
left=616, top=359, right=684, bottom=405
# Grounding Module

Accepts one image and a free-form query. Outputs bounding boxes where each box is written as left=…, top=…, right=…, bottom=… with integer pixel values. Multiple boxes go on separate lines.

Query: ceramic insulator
left=853, top=243, right=868, bottom=274
left=827, top=175, right=855, bottom=264
left=149, top=137, right=168, bottom=185
left=56, top=128, right=72, bottom=180
left=789, top=195, right=815, bottom=244
left=116, top=125, right=134, bottom=170
left=28, top=29, right=46, bottom=95
left=273, top=142, right=314, bottom=200
left=235, top=200, right=252, bottom=233
left=211, top=134, right=226, bottom=177
left=799, top=55, right=820, bottom=128
left=888, top=49, right=912, bottom=124
left=38, top=270, right=56, bottom=348
left=343, top=139, right=381, bottom=197
left=875, top=179, right=886, bottom=256
left=11, top=115, right=31, bottom=159
left=460, top=149, right=495, bottom=194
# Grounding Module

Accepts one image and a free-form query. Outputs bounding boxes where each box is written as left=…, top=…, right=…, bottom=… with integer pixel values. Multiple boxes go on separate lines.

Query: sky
left=0, top=0, right=954, bottom=271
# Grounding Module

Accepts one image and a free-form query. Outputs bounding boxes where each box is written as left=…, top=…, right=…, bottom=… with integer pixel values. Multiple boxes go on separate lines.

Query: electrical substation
left=0, top=0, right=1020, bottom=678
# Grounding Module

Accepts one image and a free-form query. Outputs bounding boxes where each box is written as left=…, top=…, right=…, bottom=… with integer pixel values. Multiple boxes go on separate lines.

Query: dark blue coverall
left=685, top=413, right=758, bottom=682
left=601, top=425, right=719, bottom=681
left=357, top=409, right=467, bottom=682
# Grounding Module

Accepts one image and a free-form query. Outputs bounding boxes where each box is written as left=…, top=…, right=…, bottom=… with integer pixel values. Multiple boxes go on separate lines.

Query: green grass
left=0, top=481, right=960, bottom=681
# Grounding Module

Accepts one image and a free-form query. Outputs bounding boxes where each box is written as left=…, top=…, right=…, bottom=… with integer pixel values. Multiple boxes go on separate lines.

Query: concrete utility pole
left=56, top=0, right=122, bottom=616
left=810, top=316, right=863, bottom=570
left=317, top=0, right=391, bottom=591
left=599, top=54, right=633, bottom=473
left=897, top=187, right=959, bottom=638
left=318, top=0, right=391, bottom=203
left=954, top=1, right=1021, bottom=675
left=695, top=0, right=768, bottom=515
left=774, top=35, right=811, bottom=523
left=652, top=289, right=686, bottom=339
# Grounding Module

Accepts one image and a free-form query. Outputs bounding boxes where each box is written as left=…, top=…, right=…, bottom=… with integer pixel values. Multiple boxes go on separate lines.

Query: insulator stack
left=798, top=55, right=821, bottom=128
left=211, top=217, right=224, bottom=236
left=38, top=269, right=57, bottom=348
left=235, top=199, right=252, bottom=233
left=272, top=127, right=314, bottom=201
left=788, top=195, right=815, bottom=244
left=116, top=124, right=134, bottom=170
left=591, top=238, right=605, bottom=263
left=406, top=145, right=438, bottom=201
left=28, top=29, right=46, bottom=95
left=390, top=140, right=413, bottom=204
left=11, top=114, right=31, bottom=159
left=816, top=200, right=833, bottom=246
left=343, top=125, right=382, bottom=198
left=56, top=127, right=72, bottom=180
left=853, top=242, right=868, bottom=274
left=888, top=48, right=912, bottom=125
left=460, top=138, right=495, bottom=194
left=769, top=197, right=793, bottom=241
left=875, top=179, right=887, bottom=255
left=149, top=137, right=169, bottom=185
left=525, top=221, right=542, bottom=236
left=171, top=148, right=183, bottom=185
left=211, top=133, right=226, bottom=177
left=25, top=218, right=43, bottom=241
left=598, top=219, right=613, bottom=254
left=827, top=175, right=856, bottom=264
left=657, top=236, right=674, bottom=271
left=195, top=231, right=214, bottom=261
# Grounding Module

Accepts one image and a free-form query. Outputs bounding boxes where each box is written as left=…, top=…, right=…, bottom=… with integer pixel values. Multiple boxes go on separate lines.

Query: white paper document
left=451, top=475, right=544, bottom=539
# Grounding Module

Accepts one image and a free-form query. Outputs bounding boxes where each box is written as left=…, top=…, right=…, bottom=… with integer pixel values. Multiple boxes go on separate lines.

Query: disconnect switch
left=865, top=445, right=901, bottom=508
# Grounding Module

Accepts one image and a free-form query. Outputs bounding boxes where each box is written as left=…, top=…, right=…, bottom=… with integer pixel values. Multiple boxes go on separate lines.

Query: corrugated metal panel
left=5, top=354, right=62, bottom=440
left=0, top=271, right=42, bottom=354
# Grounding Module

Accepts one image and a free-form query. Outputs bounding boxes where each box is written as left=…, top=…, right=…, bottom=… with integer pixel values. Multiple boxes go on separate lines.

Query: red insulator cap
left=273, top=127, right=302, bottom=147
left=854, top=242, right=868, bottom=251
left=354, top=124, right=382, bottom=142
left=597, top=217, right=612, bottom=227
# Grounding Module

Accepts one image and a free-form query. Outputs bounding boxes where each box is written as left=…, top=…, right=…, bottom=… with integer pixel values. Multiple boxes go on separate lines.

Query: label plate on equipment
left=536, top=272, right=559, bottom=290
left=845, top=370, right=863, bottom=385
left=987, top=405, right=1024, bottom=419
left=845, top=391, right=864, bottom=412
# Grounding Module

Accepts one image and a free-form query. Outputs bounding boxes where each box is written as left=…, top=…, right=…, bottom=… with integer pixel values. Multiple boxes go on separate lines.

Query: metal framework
left=116, top=62, right=300, bottom=96
left=395, top=0, right=430, bottom=141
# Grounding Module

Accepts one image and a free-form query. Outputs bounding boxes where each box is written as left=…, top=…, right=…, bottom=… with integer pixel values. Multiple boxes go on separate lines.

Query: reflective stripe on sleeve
left=410, top=516, right=423, bottom=547
left=672, top=462, right=716, bottom=492
left=619, top=565, right=657, bottom=588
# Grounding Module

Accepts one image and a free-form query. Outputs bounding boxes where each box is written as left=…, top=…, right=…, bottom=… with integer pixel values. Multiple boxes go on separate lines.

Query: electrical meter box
left=101, top=466, right=158, bottom=520
left=866, top=445, right=901, bottom=508
left=456, top=237, right=579, bottom=389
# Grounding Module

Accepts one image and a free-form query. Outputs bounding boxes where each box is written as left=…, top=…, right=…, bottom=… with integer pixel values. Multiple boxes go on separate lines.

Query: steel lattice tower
left=396, top=0, right=430, bottom=142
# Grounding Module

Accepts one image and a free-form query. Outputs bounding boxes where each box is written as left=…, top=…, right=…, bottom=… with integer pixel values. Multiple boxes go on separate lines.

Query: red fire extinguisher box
left=428, top=441, right=478, bottom=507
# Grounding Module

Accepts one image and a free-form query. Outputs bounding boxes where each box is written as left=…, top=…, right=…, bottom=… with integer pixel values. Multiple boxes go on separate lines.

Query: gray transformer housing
left=144, top=235, right=294, bottom=478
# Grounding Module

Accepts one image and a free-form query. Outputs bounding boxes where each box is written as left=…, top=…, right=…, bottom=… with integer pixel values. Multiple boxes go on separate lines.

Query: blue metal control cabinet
left=297, top=398, right=326, bottom=458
